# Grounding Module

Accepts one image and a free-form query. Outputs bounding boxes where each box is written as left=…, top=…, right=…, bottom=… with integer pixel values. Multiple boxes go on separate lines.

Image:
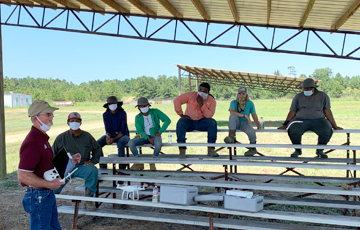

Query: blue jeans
left=128, top=135, right=162, bottom=158
left=54, top=164, right=98, bottom=196
left=176, top=117, right=217, bottom=149
left=97, top=135, right=130, bottom=169
left=22, top=188, right=61, bottom=230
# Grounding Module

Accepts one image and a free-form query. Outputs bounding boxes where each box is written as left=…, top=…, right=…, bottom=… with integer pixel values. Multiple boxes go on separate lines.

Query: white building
left=4, top=92, right=32, bottom=108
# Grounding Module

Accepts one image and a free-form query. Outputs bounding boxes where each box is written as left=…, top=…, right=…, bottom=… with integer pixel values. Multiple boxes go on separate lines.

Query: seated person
left=278, top=78, right=343, bottom=158
left=224, top=87, right=260, bottom=156
left=128, top=97, right=171, bottom=171
left=52, top=112, right=102, bottom=211
left=97, top=96, right=130, bottom=169
left=174, top=82, right=217, bottom=159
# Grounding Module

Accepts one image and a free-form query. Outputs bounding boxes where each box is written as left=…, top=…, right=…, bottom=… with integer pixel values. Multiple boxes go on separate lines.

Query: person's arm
left=229, top=109, right=251, bottom=123
left=90, top=135, right=102, bottom=164
left=201, top=98, right=216, bottom=118
left=278, top=111, right=297, bottom=129
left=157, top=110, right=171, bottom=134
left=18, top=170, right=64, bottom=190
left=252, top=113, right=260, bottom=129
left=324, top=108, right=343, bottom=130
left=103, top=113, right=111, bottom=136
left=174, top=92, right=191, bottom=117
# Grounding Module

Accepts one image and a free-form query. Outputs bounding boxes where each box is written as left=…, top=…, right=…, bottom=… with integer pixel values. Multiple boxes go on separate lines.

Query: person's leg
left=115, top=135, right=130, bottom=169
left=28, top=189, right=57, bottom=230
left=224, top=113, right=240, bottom=143
left=287, top=118, right=308, bottom=157
left=97, top=135, right=108, bottom=169
left=195, top=118, right=218, bottom=157
left=128, top=136, right=148, bottom=170
left=310, top=118, right=333, bottom=158
left=153, top=135, right=163, bottom=158
left=239, top=121, right=257, bottom=156
left=73, top=164, right=98, bottom=210
left=49, top=192, right=61, bottom=230
left=176, top=117, right=195, bottom=149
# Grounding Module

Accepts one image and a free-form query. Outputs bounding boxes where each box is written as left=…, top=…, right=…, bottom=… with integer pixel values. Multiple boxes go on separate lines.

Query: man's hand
left=148, top=137, right=155, bottom=145
left=333, top=126, right=344, bottom=130
left=196, top=95, right=203, bottom=107
left=154, top=132, right=161, bottom=137
left=47, top=178, right=65, bottom=190
left=180, top=114, right=192, bottom=119
left=278, top=125, right=287, bottom=130
left=84, top=161, right=95, bottom=166
left=71, top=153, right=81, bottom=164
left=244, top=115, right=251, bottom=124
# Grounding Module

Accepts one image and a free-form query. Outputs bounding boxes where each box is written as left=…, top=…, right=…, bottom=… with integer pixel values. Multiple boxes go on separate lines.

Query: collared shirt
left=103, top=109, right=129, bottom=138
left=290, top=90, right=331, bottom=119
left=52, top=130, right=102, bottom=165
left=174, top=91, right=216, bottom=121
left=18, top=126, right=54, bottom=187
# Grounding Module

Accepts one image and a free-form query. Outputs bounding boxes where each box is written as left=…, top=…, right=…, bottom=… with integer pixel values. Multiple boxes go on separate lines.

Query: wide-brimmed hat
left=299, top=78, right=318, bottom=89
left=103, top=96, right=123, bottom=108
left=28, top=100, right=58, bottom=117
left=136, top=97, right=149, bottom=107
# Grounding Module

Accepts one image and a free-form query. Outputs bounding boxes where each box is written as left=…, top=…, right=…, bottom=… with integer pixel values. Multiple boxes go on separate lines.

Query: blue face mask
left=304, top=90, right=313, bottom=97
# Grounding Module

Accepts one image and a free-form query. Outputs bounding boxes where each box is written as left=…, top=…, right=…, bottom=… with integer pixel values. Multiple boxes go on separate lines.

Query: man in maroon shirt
left=18, top=100, right=67, bottom=229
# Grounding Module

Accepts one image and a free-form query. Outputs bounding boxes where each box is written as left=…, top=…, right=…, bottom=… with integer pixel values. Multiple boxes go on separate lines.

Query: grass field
left=3, top=99, right=360, bottom=177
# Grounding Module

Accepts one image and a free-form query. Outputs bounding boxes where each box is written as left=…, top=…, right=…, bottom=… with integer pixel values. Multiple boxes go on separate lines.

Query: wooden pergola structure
left=176, top=64, right=320, bottom=95
left=1, top=0, right=360, bottom=179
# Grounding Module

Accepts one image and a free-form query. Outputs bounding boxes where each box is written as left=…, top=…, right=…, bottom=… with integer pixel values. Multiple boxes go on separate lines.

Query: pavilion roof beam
left=32, top=0, right=57, bottom=8
left=299, top=0, right=315, bottom=27
left=75, top=0, right=105, bottom=12
left=227, top=0, right=239, bottom=22
left=331, top=0, right=360, bottom=30
left=126, top=0, right=156, bottom=16
left=156, top=0, right=182, bottom=18
left=15, top=0, right=34, bottom=5
left=191, top=0, right=210, bottom=20
left=99, top=0, right=129, bottom=13
left=52, top=0, right=80, bottom=9
left=267, top=0, right=271, bottom=25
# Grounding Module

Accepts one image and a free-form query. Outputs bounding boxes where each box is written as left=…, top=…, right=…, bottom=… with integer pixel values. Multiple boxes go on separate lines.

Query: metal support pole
left=188, top=73, right=191, bottom=92
left=196, top=75, right=199, bottom=89
left=178, top=68, right=181, bottom=96
left=0, top=23, right=6, bottom=180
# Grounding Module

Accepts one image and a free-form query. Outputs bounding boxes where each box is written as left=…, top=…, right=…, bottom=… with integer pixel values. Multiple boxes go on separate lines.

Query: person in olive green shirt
left=128, top=97, right=171, bottom=171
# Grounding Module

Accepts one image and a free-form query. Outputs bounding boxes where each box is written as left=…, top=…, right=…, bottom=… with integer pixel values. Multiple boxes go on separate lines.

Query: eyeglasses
left=38, top=113, right=53, bottom=117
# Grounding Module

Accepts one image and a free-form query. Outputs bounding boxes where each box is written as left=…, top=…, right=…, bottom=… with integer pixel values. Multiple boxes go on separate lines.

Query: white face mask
left=140, top=106, right=149, bottom=114
left=109, top=104, right=118, bottom=111
left=35, top=116, right=51, bottom=132
left=304, top=90, right=313, bottom=97
left=198, top=91, right=208, bottom=100
left=69, top=122, right=81, bottom=131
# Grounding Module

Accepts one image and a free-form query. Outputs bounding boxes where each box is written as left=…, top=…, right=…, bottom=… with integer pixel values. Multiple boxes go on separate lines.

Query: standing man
left=174, top=82, right=218, bottom=159
left=278, top=78, right=343, bottom=158
left=18, top=100, right=65, bottom=229
left=129, top=97, right=171, bottom=171
left=52, top=112, right=102, bottom=211
left=224, top=87, right=260, bottom=156
left=97, top=96, right=130, bottom=169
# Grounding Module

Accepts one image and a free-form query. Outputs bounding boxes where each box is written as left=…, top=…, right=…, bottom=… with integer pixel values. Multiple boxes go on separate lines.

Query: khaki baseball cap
left=28, top=100, right=59, bottom=117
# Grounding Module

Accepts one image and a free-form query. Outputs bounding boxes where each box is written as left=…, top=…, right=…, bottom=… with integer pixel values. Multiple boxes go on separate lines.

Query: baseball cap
left=237, top=87, right=248, bottom=94
left=68, top=112, right=81, bottom=120
left=28, top=100, right=59, bottom=117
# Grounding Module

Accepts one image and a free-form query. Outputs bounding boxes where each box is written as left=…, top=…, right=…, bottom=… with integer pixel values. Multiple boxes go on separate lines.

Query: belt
left=25, top=186, right=50, bottom=190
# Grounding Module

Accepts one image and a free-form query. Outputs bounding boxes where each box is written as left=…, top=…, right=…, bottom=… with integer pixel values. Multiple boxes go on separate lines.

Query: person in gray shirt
left=278, top=78, right=343, bottom=158
left=52, top=112, right=102, bottom=211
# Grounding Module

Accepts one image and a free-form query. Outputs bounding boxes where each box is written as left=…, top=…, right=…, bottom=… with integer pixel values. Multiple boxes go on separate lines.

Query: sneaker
left=207, top=148, right=219, bottom=157
left=316, top=150, right=328, bottom=159
left=224, top=136, right=235, bottom=143
left=130, top=164, right=144, bottom=171
left=290, top=150, right=302, bottom=158
left=244, top=148, right=257, bottom=157
left=179, top=149, right=186, bottom=159
left=149, top=164, right=156, bottom=171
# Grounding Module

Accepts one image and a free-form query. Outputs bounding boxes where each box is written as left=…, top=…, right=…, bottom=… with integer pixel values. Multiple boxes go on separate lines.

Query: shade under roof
left=176, top=64, right=321, bottom=93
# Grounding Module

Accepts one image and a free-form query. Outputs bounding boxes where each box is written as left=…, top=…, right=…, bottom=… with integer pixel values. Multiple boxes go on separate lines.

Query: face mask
left=109, top=104, right=117, bottom=111
left=198, top=91, right=208, bottom=100
left=304, top=90, right=313, bottom=96
left=35, top=116, right=51, bottom=132
left=140, top=106, right=149, bottom=114
left=69, top=122, right=81, bottom=131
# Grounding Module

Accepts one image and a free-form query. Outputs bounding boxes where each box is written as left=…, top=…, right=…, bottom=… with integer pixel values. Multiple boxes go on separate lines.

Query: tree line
left=3, top=67, right=360, bottom=102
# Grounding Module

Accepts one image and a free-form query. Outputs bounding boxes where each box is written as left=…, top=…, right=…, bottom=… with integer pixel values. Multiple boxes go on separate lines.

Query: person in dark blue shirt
left=97, top=96, right=130, bottom=170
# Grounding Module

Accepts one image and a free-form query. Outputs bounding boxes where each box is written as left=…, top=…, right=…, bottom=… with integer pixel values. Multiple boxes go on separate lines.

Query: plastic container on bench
left=160, top=185, right=198, bottom=205
left=152, top=186, right=159, bottom=203
left=168, top=131, right=172, bottom=144
left=224, top=195, right=264, bottom=212
left=260, top=117, right=265, bottom=129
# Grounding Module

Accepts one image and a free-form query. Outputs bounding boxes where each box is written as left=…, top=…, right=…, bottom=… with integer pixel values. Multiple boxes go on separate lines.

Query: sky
left=1, top=6, right=360, bottom=85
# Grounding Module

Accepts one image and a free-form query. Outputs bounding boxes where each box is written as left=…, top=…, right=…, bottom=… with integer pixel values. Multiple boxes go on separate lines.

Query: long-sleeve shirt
left=52, top=130, right=102, bottom=165
left=174, top=91, right=216, bottom=120
left=103, top=109, right=129, bottom=138
left=135, top=108, right=171, bottom=140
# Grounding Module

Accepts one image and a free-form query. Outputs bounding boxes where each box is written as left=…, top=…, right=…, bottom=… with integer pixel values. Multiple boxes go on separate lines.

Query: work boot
left=316, top=149, right=328, bottom=159
left=179, top=149, right=186, bottom=159
left=84, top=188, right=97, bottom=211
left=130, top=164, right=144, bottom=171
left=207, top=147, right=219, bottom=157
left=290, top=149, right=302, bottom=158
left=244, top=148, right=257, bottom=157
left=149, top=164, right=156, bottom=171
left=224, top=130, right=236, bottom=143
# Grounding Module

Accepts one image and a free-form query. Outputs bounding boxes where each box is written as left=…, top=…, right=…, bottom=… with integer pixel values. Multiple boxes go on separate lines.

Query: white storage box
left=226, top=190, right=253, bottom=198
left=160, top=185, right=198, bottom=205
left=224, top=195, right=263, bottom=212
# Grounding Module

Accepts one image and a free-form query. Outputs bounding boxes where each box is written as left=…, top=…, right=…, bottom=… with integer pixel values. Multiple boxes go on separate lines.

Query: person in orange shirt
left=174, top=82, right=218, bottom=159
